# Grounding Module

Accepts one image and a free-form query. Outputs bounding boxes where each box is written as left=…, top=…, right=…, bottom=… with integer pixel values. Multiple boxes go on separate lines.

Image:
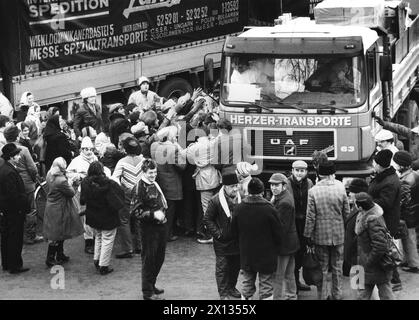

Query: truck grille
left=248, top=129, right=335, bottom=159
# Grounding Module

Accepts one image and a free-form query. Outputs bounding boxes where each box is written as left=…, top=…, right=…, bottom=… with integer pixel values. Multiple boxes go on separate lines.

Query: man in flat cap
left=304, top=160, right=349, bottom=300
left=204, top=171, right=242, bottom=300
left=287, top=160, right=313, bottom=292
left=269, top=173, right=299, bottom=300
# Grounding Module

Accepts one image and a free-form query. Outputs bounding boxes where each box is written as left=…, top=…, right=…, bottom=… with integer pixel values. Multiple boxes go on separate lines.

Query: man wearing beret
left=0, top=143, right=31, bottom=274
left=269, top=173, right=299, bottom=300
left=368, top=149, right=402, bottom=291
left=231, top=178, right=282, bottom=300
left=304, top=160, right=350, bottom=300
left=392, top=151, right=419, bottom=273
left=287, top=160, right=313, bottom=292
left=203, top=172, right=242, bottom=300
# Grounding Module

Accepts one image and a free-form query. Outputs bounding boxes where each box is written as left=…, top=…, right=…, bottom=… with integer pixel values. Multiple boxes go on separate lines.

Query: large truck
left=0, top=0, right=254, bottom=115
left=210, top=0, right=419, bottom=179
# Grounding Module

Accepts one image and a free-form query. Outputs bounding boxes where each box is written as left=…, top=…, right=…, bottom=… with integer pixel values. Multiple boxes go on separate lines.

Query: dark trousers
left=0, top=211, right=25, bottom=271
left=294, top=218, right=306, bottom=283
left=166, top=200, right=180, bottom=239
left=215, top=254, right=241, bottom=298
left=140, top=222, right=167, bottom=298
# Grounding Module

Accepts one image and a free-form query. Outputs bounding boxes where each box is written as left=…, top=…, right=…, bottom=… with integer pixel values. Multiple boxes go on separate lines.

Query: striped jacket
left=112, top=155, right=144, bottom=193
left=304, top=178, right=350, bottom=246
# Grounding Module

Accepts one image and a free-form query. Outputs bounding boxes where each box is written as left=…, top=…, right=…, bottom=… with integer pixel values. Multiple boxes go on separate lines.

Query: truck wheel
left=158, top=77, right=193, bottom=99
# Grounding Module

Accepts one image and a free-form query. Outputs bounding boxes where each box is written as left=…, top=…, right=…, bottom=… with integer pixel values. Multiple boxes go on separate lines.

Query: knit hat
left=80, top=87, right=96, bottom=99
left=318, top=160, right=336, bottom=175
left=292, top=160, right=308, bottom=169
left=269, top=173, right=288, bottom=184
left=81, top=136, right=94, bottom=149
left=1, top=143, right=21, bottom=160
left=3, top=124, right=19, bottom=142
left=248, top=177, right=265, bottom=195
left=393, top=150, right=412, bottom=167
left=374, top=149, right=393, bottom=168
left=348, top=178, right=369, bottom=194
left=222, top=172, right=239, bottom=186
left=355, top=192, right=374, bottom=211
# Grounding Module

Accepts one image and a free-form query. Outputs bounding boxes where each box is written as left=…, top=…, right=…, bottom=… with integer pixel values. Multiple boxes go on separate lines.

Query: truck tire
left=158, top=77, right=193, bottom=99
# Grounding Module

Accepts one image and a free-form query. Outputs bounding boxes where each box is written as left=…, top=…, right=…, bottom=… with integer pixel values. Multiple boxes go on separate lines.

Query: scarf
left=218, top=186, right=241, bottom=219
left=141, top=176, right=168, bottom=209
left=81, top=151, right=97, bottom=164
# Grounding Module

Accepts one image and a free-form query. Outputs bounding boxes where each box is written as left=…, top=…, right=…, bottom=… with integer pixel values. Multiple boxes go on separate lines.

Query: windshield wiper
left=295, top=101, right=349, bottom=114
left=260, top=94, right=308, bottom=113
left=228, top=100, right=274, bottom=113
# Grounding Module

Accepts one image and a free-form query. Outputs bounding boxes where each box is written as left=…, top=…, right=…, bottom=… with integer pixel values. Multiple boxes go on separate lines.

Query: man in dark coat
left=0, top=143, right=30, bottom=274
left=270, top=173, right=300, bottom=300
left=204, top=172, right=241, bottom=300
left=368, top=149, right=402, bottom=291
left=231, top=177, right=282, bottom=300
left=287, top=160, right=313, bottom=292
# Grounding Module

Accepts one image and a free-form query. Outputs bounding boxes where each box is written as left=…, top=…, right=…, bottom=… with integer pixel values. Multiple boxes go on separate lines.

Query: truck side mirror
left=204, top=57, right=214, bottom=87
left=379, top=56, right=392, bottom=82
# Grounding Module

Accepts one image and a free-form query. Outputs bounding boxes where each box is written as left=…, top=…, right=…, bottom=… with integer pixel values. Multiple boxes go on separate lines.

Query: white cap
left=375, top=129, right=394, bottom=141
left=138, top=76, right=150, bottom=86
left=80, top=87, right=96, bottom=99
left=81, top=136, right=94, bottom=149
left=412, top=126, right=419, bottom=134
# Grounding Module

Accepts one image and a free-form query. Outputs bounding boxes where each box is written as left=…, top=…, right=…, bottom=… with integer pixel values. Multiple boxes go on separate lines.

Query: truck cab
left=217, top=0, right=419, bottom=179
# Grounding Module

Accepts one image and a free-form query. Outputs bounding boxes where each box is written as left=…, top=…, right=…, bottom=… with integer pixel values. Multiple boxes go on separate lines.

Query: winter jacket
left=44, top=115, right=73, bottom=171
left=381, top=119, right=419, bottom=160
left=187, top=136, right=221, bottom=191
left=100, top=148, right=125, bottom=174
left=231, top=195, right=282, bottom=274
left=131, top=179, right=167, bottom=225
left=203, top=189, right=240, bottom=256
left=73, top=103, right=103, bottom=138
left=13, top=142, right=37, bottom=193
left=80, top=175, right=124, bottom=230
left=43, top=172, right=84, bottom=241
left=356, top=204, right=392, bottom=285
left=304, top=178, right=350, bottom=245
left=150, top=141, right=186, bottom=200
left=287, top=175, right=313, bottom=220
left=128, top=90, right=162, bottom=112
left=0, top=161, right=30, bottom=215
left=271, top=190, right=300, bottom=255
left=368, top=167, right=401, bottom=236
left=399, top=168, right=419, bottom=228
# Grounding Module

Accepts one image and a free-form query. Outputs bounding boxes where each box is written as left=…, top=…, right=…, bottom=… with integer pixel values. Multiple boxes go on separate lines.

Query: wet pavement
left=1, top=235, right=419, bottom=300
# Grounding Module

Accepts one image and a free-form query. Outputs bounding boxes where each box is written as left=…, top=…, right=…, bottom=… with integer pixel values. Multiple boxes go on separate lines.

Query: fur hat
left=374, top=149, right=393, bottom=168
left=1, top=143, right=21, bottom=160
left=222, top=172, right=239, bottom=186
left=248, top=177, right=265, bottom=195
left=355, top=192, right=375, bottom=211
left=3, top=124, right=19, bottom=142
left=348, top=178, right=369, bottom=194
left=318, top=160, right=336, bottom=176
left=393, top=150, right=412, bottom=167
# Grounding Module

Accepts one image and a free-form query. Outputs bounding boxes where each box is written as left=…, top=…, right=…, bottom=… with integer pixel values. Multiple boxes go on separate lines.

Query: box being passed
left=314, top=0, right=386, bottom=28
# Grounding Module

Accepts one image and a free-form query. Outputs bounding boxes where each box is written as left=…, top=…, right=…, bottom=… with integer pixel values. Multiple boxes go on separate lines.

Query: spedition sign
left=228, top=114, right=353, bottom=127
left=1, top=0, right=248, bottom=76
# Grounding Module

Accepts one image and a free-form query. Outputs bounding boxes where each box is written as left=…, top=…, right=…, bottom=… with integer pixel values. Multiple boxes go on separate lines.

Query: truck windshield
left=221, top=55, right=366, bottom=109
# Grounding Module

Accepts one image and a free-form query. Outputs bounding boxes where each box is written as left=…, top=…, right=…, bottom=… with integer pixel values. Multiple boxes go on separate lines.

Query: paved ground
left=1, top=235, right=419, bottom=300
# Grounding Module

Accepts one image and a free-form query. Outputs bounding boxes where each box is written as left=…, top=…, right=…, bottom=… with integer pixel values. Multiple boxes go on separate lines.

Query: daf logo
left=269, top=138, right=309, bottom=145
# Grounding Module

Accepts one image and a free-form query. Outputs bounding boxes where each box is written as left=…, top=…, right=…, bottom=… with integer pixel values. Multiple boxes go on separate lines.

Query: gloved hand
left=372, top=114, right=384, bottom=126
left=304, top=236, right=313, bottom=247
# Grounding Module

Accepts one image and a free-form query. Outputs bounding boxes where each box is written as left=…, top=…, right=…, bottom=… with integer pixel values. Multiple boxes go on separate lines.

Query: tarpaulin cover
left=0, top=0, right=249, bottom=76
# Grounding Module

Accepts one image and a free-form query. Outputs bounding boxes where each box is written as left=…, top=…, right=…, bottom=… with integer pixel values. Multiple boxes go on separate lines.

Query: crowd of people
left=1, top=78, right=419, bottom=300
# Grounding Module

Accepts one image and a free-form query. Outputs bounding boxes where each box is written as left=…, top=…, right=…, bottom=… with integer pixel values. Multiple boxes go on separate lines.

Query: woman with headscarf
left=44, top=114, right=73, bottom=171
left=43, top=157, right=84, bottom=267
left=80, top=161, right=124, bottom=275
left=20, top=91, right=41, bottom=114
